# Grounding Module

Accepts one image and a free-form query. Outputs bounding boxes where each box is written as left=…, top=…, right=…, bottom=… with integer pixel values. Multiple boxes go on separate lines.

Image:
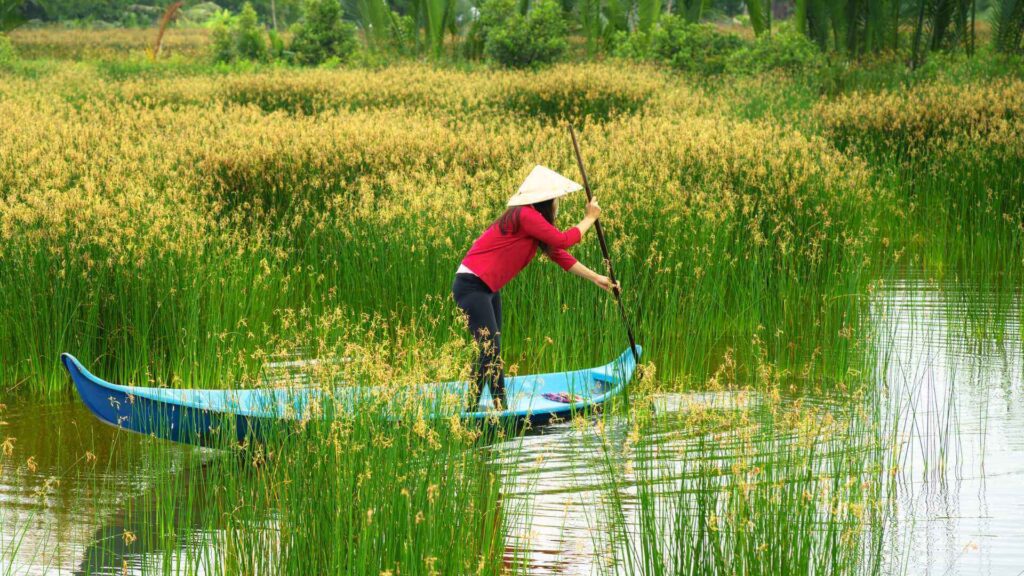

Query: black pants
left=452, top=273, right=505, bottom=410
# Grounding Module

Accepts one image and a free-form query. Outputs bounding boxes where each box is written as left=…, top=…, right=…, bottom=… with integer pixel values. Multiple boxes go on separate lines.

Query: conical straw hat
left=507, top=165, right=583, bottom=207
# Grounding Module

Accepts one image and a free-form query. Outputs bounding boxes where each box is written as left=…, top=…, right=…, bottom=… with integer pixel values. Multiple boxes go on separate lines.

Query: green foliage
left=20, top=0, right=128, bottom=22
left=650, top=15, right=748, bottom=73
left=268, top=28, right=287, bottom=58
left=578, top=0, right=602, bottom=53
left=637, top=0, right=662, bottom=33
left=210, top=11, right=237, bottom=63
left=483, top=0, right=567, bottom=68
left=349, top=0, right=409, bottom=52
left=210, top=3, right=270, bottom=63
left=1, top=0, right=23, bottom=32
left=0, top=32, right=16, bottom=66
left=235, top=2, right=270, bottom=60
left=611, top=29, right=654, bottom=59
left=744, top=0, right=770, bottom=35
left=290, top=0, right=359, bottom=65
left=679, top=0, right=704, bottom=22
left=219, top=0, right=305, bottom=27
left=794, top=0, right=834, bottom=50
left=992, top=0, right=1024, bottom=53
left=727, top=30, right=824, bottom=74
left=463, top=0, right=512, bottom=59
left=422, top=0, right=457, bottom=58
left=710, top=0, right=745, bottom=16
left=577, top=0, right=636, bottom=54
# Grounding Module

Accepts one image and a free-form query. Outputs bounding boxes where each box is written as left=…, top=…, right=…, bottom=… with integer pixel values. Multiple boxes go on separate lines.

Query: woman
left=453, top=165, right=619, bottom=412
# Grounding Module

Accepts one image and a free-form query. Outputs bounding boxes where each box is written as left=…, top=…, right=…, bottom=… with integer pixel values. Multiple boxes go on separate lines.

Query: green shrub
left=0, top=33, right=16, bottom=68
left=650, top=15, right=747, bottom=74
left=210, top=12, right=236, bottom=63
left=209, top=3, right=269, bottom=63
left=611, top=29, right=654, bottom=60
left=463, top=0, right=513, bottom=60
left=726, top=31, right=824, bottom=74
left=483, top=0, right=567, bottom=69
left=234, top=3, right=269, bottom=61
left=289, top=0, right=358, bottom=66
left=268, top=28, right=286, bottom=59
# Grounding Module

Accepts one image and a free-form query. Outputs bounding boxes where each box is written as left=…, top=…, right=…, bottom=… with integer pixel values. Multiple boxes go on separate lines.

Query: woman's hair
left=496, top=199, right=556, bottom=252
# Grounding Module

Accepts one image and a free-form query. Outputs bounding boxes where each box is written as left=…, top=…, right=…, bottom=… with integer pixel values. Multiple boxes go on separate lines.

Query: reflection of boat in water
left=73, top=464, right=217, bottom=576
left=61, top=348, right=641, bottom=446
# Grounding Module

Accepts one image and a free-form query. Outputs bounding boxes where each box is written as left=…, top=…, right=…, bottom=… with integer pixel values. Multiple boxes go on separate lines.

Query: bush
left=726, top=31, right=824, bottom=74
left=483, top=0, right=567, bottom=69
left=289, top=0, right=358, bottom=66
left=462, top=0, right=513, bottom=60
left=210, top=3, right=269, bottom=63
left=234, top=3, right=268, bottom=61
left=611, top=29, right=653, bottom=60
left=0, top=34, right=16, bottom=67
left=650, top=15, right=747, bottom=74
left=210, top=12, right=236, bottom=62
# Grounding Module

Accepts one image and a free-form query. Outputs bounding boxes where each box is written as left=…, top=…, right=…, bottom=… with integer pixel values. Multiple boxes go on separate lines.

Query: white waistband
left=456, top=263, right=477, bottom=276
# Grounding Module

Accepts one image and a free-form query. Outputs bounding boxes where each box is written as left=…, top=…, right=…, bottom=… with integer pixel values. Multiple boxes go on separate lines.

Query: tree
left=483, top=0, right=567, bottom=67
left=290, top=0, right=359, bottom=64
left=992, top=0, right=1024, bottom=53
left=210, top=2, right=270, bottom=62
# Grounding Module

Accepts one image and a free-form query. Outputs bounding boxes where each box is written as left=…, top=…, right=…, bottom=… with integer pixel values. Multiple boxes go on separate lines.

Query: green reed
left=588, top=346, right=892, bottom=576
left=1, top=72, right=878, bottom=398
left=45, top=397, right=531, bottom=575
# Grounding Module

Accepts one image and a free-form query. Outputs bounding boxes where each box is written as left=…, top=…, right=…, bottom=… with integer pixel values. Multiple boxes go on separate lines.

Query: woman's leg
left=453, top=277, right=501, bottom=410
left=489, top=290, right=506, bottom=408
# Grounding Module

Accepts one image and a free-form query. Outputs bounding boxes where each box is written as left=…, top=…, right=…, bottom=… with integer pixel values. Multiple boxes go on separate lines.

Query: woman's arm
left=521, top=198, right=603, bottom=248
left=574, top=198, right=601, bottom=237
left=567, top=261, right=620, bottom=293
left=521, top=209, right=583, bottom=249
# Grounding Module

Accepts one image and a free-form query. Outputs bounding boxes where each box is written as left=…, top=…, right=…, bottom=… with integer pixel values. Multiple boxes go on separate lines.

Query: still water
left=2, top=279, right=1022, bottom=575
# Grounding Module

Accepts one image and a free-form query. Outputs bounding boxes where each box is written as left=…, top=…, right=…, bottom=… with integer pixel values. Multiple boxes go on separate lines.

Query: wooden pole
left=568, top=125, right=640, bottom=365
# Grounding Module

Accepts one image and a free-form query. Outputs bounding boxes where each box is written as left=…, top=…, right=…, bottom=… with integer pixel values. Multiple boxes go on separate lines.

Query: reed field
left=6, top=27, right=212, bottom=61
left=1, top=28, right=1023, bottom=576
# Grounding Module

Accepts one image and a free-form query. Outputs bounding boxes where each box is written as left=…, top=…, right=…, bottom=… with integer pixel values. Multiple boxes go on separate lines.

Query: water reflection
left=492, top=391, right=770, bottom=575
left=0, top=401, right=219, bottom=575
left=878, top=279, right=1024, bottom=575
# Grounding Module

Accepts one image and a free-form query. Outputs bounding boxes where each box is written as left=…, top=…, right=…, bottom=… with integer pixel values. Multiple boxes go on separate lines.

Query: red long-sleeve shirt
left=460, top=206, right=581, bottom=292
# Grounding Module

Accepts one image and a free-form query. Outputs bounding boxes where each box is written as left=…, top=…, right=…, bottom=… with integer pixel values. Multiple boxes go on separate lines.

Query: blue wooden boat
left=61, top=347, right=641, bottom=446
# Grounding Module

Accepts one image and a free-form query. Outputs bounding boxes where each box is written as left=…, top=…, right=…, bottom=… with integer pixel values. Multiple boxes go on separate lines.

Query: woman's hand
left=574, top=198, right=601, bottom=236
left=568, top=263, right=620, bottom=294
left=594, top=275, right=620, bottom=294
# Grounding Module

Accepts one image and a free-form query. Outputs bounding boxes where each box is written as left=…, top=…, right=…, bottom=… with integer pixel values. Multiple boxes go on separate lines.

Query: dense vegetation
left=0, top=14, right=1021, bottom=576
left=0, top=31, right=1020, bottom=399
left=2, top=0, right=1023, bottom=70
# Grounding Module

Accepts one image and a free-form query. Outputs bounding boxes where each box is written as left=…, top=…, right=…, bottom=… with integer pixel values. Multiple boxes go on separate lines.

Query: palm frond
left=992, top=0, right=1024, bottom=53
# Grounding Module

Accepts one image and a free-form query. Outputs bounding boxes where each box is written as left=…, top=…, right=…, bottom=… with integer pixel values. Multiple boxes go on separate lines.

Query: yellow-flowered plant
left=0, top=60, right=1020, bottom=398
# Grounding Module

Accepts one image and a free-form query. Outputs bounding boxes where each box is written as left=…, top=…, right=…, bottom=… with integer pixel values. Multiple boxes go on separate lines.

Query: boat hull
left=61, top=347, right=641, bottom=447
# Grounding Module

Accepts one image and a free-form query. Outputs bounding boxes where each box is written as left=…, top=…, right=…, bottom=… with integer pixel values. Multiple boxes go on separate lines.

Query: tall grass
left=0, top=62, right=885, bottom=399
left=582, top=336, right=891, bottom=576
left=60, top=408, right=522, bottom=575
